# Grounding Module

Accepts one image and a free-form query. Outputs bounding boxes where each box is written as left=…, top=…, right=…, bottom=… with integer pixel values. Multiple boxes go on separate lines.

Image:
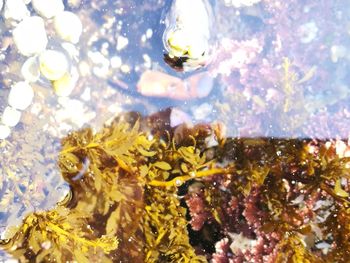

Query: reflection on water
left=1, top=0, right=350, bottom=261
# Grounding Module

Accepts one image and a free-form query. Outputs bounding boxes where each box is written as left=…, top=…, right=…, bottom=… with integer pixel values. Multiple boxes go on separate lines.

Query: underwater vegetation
left=1, top=110, right=350, bottom=262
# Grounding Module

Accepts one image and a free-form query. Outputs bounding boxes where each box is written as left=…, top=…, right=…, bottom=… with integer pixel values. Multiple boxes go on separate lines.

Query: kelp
left=142, top=186, right=206, bottom=263
left=1, top=112, right=350, bottom=262
left=0, top=113, right=222, bottom=262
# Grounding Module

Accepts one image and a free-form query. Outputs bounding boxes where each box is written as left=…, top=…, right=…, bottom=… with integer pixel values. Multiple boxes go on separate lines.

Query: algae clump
left=0, top=115, right=216, bottom=262
left=1, top=112, right=350, bottom=262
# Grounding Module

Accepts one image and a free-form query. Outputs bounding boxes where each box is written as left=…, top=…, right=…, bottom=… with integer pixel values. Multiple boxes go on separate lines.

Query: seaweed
left=1, top=112, right=350, bottom=262
left=185, top=137, right=350, bottom=262
left=0, top=114, right=222, bottom=262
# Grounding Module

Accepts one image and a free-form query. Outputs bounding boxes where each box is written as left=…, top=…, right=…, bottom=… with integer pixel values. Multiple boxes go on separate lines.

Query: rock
left=330, top=45, right=347, bottom=63
left=67, top=0, right=82, bottom=8
left=187, top=72, right=214, bottom=98
left=170, top=108, right=192, bottom=127
left=137, top=70, right=183, bottom=98
left=21, top=56, right=40, bottom=82
left=54, top=11, right=83, bottom=44
left=39, top=50, right=69, bottom=81
left=61, top=42, right=79, bottom=60
left=137, top=70, right=213, bottom=100
left=116, top=36, right=129, bottom=51
left=32, top=0, right=64, bottom=19
left=0, top=125, right=11, bottom=140
left=13, top=16, right=48, bottom=56
left=4, top=0, right=29, bottom=21
left=8, top=81, right=34, bottom=110
left=163, top=0, right=212, bottom=71
left=56, top=97, right=89, bottom=128
left=52, top=67, right=79, bottom=96
left=110, top=56, right=122, bottom=69
left=298, top=21, right=318, bottom=44
left=192, top=103, right=213, bottom=121
left=88, top=51, right=110, bottom=78
left=223, top=0, right=261, bottom=7
left=2, top=106, right=21, bottom=127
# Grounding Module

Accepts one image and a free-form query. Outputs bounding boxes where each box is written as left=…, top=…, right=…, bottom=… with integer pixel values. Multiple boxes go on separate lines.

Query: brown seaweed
left=1, top=112, right=350, bottom=262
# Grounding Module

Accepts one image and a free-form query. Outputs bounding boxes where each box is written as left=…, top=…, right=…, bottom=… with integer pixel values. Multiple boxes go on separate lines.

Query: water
left=1, top=0, right=350, bottom=261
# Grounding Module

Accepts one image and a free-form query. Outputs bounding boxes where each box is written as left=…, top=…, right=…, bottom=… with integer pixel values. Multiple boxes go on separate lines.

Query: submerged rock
left=21, top=56, right=40, bottom=82
left=32, top=0, right=64, bottom=19
left=137, top=70, right=213, bottom=100
left=12, top=16, right=48, bottom=56
left=0, top=125, right=10, bottom=140
left=54, top=11, right=83, bottom=44
left=1, top=106, right=21, bottom=127
left=4, top=0, right=29, bottom=21
left=8, top=81, right=34, bottom=111
left=39, top=49, right=70, bottom=81
left=163, top=0, right=214, bottom=71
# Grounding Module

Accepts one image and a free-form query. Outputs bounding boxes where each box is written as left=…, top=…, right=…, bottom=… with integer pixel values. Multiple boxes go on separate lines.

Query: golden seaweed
left=1, top=116, right=350, bottom=262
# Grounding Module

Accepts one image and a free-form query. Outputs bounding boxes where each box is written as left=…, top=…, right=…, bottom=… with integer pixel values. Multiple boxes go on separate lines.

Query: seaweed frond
left=2, top=115, right=350, bottom=262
